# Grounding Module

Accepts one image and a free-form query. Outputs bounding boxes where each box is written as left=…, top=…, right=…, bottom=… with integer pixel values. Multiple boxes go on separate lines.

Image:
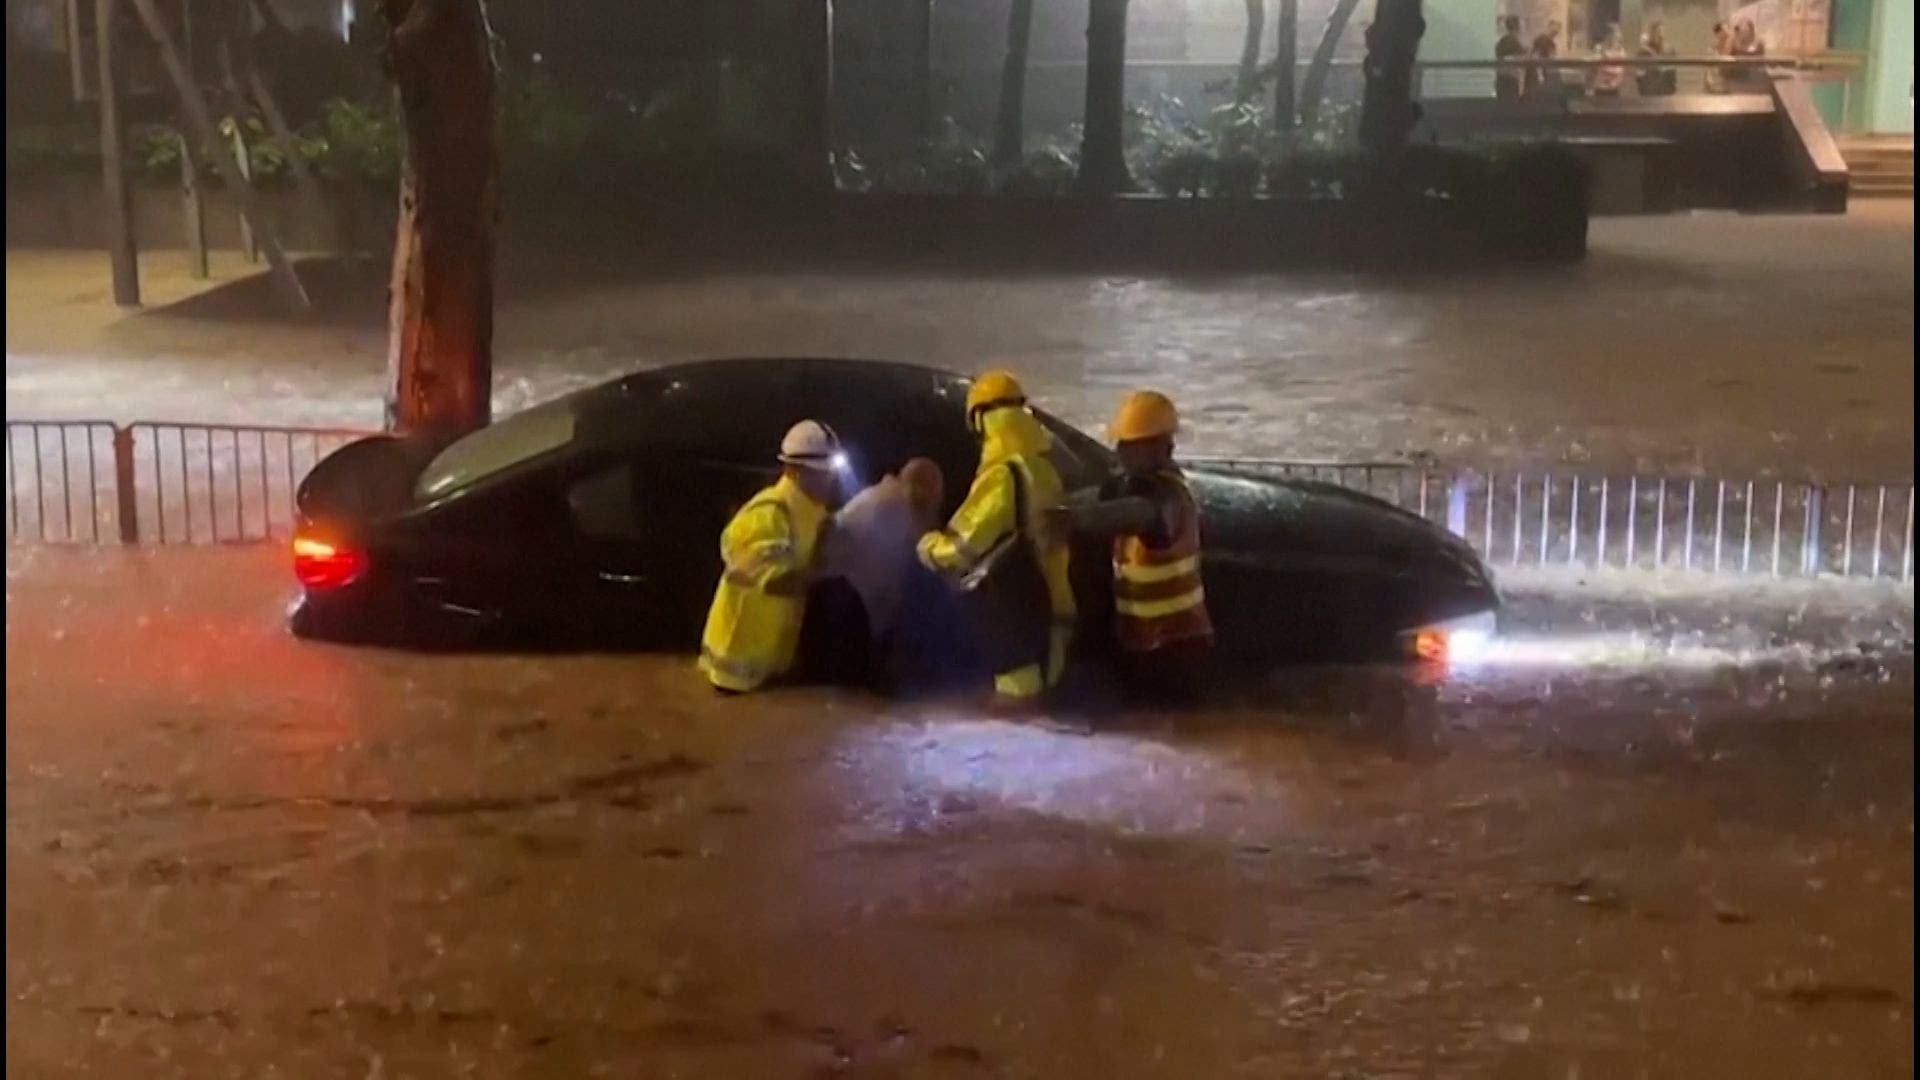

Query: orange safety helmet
left=965, top=369, right=1029, bottom=433
left=1108, top=389, right=1179, bottom=443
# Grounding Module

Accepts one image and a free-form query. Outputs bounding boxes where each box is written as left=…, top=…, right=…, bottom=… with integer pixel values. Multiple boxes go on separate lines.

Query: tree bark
left=129, top=0, right=310, bottom=311
left=993, top=0, right=1034, bottom=164
left=1358, top=0, right=1423, bottom=155
left=240, top=0, right=326, bottom=213
left=1272, top=0, right=1297, bottom=144
left=795, top=0, right=834, bottom=190
left=1235, top=0, right=1264, bottom=104
left=1298, top=0, right=1363, bottom=131
left=94, top=0, right=140, bottom=307
left=381, top=0, right=497, bottom=438
left=910, top=0, right=934, bottom=145
left=1076, top=0, right=1131, bottom=196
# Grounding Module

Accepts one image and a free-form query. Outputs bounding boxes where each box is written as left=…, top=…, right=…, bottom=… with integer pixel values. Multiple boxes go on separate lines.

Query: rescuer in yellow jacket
left=699, top=420, right=844, bottom=694
left=917, top=370, right=1076, bottom=706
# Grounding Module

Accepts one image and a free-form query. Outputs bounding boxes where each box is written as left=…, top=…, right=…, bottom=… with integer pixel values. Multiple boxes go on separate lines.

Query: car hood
left=1183, top=465, right=1494, bottom=596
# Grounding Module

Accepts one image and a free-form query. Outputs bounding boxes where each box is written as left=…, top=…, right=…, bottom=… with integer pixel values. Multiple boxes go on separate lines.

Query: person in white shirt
left=818, top=458, right=948, bottom=687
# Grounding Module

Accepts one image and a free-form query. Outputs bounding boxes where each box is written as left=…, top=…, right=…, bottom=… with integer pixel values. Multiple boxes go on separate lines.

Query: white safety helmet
left=777, top=419, right=844, bottom=471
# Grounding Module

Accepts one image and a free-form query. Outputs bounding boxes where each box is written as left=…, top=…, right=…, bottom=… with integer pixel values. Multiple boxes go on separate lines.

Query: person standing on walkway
left=1590, top=25, right=1629, bottom=97
left=699, top=420, right=843, bottom=694
left=1527, top=19, right=1562, bottom=98
left=917, top=370, right=1075, bottom=710
left=1636, top=22, right=1676, bottom=96
left=1707, top=21, right=1733, bottom=93
left=1495, top=16, right=1527, bottom=101
left=1728, top=19, right=1768, bottom=91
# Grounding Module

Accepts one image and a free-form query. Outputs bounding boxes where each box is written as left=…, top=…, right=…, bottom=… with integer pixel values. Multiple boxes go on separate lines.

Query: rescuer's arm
left=1050, top=475, right=1176, bottom=543
left=721, top=502, right=810, bottom=596
left=917, top=466, right=1016, bottom=576
left=1055, top=495, right=1159, bottom=540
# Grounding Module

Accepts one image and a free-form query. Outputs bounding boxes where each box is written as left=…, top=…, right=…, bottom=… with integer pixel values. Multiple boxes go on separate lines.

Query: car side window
left=567, top=461, right=641, bottom=540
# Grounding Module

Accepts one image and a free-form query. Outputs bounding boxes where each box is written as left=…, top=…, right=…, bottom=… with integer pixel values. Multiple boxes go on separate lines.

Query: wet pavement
left=6, top=203, right=1914, bottom=1075
left=6, top=546, right=1912, bottom=1077
left=5, top=204, right=1915, bottom=480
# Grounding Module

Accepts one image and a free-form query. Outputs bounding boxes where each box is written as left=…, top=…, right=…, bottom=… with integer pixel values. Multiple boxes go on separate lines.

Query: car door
left=547, top=454, right=689, bottom=650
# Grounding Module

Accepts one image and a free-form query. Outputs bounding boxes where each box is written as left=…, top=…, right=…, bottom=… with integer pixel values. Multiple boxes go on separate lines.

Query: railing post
left=1802, top=485, right=1823, bottom=577
left=112, top=425, right=138, bottom=545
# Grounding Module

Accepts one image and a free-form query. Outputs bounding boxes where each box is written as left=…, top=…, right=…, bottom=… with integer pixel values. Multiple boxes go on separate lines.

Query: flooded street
left=5, top=205, right=1914, bottom=479
left=5, top=203, right=1913, bottom=1075
left=6, top=547, right=1912, bottom=1077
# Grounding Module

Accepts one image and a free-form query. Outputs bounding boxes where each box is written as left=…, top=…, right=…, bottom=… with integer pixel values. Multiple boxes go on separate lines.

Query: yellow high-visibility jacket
left=917, top=406, right=1076, bottom=625
left=699, top=474, right=830, bottom=692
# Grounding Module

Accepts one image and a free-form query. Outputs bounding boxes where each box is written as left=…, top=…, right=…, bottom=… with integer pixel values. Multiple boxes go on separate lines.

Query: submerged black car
left=290, top=358, right=1498, bottom=664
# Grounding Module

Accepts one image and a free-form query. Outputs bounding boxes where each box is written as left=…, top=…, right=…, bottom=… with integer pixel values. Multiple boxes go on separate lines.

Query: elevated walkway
left=1410, top=59, right=1852, bottom=214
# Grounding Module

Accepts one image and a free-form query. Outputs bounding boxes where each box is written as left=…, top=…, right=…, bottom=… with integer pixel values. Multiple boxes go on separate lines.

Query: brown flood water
left=6, top=204, right=1915, bottom=480
left=6, top=546, right=1911, bottom=1077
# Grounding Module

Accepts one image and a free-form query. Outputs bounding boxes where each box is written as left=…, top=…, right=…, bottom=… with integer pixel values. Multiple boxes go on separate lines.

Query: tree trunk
left=795, top=0, right=834, bottom=190
left=95, top=0, right=140, bottom=307
left=1076, top=0, right=1131, bottom=196
left=130, top=0, right=309, bottom=311
left=1298, top=0, right=1363, bottom=132
left=910, top=0, right=934, bottom=145
left=993, top=0, right=1035, bottom=164
left=1358, top=0, right=1423, bottom=155
left=381, top=0, right=497, bottom=439
left=1272, top=0, right=1297, bottom=144
left=1235, top=0, right=1264, bottom=104
left=242, top=0, right=327, bottom=214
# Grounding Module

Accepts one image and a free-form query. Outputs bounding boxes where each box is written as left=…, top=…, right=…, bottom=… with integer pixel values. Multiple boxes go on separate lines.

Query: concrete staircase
left=1842, top=138, right=1914, bottom=199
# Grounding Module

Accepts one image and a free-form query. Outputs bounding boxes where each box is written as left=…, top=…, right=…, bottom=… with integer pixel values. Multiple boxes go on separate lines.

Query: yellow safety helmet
left=1109, top=389, right=1179, bottom=443
left=965, top=369, right=1028, bottom=433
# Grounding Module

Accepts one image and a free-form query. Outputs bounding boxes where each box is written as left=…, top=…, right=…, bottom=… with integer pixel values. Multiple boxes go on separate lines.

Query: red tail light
left=293, top=534, right=368, bottom=590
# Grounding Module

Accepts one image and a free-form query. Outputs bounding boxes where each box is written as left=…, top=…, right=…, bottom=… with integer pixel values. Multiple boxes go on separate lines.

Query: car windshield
left=413, top=396, right=580, bottom=502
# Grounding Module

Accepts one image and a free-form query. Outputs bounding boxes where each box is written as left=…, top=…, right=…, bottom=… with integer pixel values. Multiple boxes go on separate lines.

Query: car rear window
left=414, top=397, right=579, bottom=502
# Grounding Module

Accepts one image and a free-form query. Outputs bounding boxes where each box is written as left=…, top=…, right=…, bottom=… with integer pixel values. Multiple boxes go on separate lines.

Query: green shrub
left=316, top=98, right=402, bottom=187
left=996, top=145, right=1078, bottom=197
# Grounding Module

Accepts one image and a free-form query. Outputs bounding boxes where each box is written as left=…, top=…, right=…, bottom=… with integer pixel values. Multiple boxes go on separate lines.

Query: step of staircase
left=1840, top=140, right=1913, bottom=199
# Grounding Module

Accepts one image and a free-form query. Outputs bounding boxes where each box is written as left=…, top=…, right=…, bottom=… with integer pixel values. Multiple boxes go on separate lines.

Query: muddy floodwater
left=5, top=206, right=1914, bottom=479
left=5, top=546, right=1912, bottom=1077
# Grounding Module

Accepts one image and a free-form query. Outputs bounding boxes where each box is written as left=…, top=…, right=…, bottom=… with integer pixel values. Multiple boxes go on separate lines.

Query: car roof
left=570, top=356, right=969, bottom=450
left=414, top=358, right=977, bottom=506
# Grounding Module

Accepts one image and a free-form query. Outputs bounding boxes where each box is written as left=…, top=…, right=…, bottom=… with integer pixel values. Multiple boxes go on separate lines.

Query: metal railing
left=3, top=421, right=121, bottom=544
left=1187, top=458, right=1914, bottom=585
left=1406, top=55, right=1863, bottom=101
left=5, top=419, right=365, bottom=546
left=5, top=421, right=1912, bottom=586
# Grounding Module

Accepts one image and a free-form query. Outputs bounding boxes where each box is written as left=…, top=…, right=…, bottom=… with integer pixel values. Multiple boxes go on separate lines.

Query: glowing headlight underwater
left=1401, top=611, right=1498, bottom=669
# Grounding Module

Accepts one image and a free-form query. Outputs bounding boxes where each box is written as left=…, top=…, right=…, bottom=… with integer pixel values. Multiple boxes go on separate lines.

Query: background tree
left=1357, top=0, right=1423, bottom=155
left=796, top=0, right=833, bottom=189
left=1272, top=0, right=1296, bottom=145
left=1298, top=0, right=1363, bottom=131
left=1076, top=0, right=1130, bottom=195
left=992, top=0, right=1035, bottom=164
left=1235, top=0, right=1264, bottom=105
left=381, top=0, right=498, bottom=438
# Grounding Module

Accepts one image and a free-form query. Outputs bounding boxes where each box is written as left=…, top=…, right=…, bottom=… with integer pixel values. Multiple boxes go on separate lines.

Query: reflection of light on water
left=1450, top=632, right=1822, bottom=673
left=838, top=719, right=1258, bottom=836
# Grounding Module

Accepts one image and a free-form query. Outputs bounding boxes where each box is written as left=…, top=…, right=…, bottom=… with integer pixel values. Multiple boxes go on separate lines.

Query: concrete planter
left=5, top=176, right=393, bottom=254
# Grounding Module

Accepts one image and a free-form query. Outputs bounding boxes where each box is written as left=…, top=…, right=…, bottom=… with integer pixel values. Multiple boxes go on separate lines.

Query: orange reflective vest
left=1112, top=470, right=1213, bottom=654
